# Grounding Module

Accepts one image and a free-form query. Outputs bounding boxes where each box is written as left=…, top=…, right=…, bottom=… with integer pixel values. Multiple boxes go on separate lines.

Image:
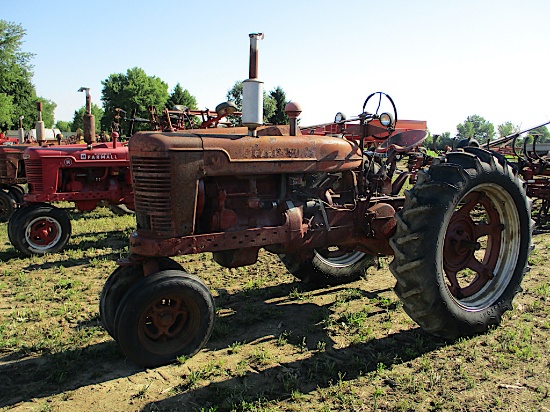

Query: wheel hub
left=443, top=191, right=503, bottom=300
left=144, top=298, right=188, bottom=340
left=444, top=215, right=477, bottom=272
left=27, top=217, right=61, bottom=247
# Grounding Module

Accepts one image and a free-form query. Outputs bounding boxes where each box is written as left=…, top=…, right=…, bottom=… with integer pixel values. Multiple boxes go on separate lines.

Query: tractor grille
left=25, top=159, right=43, bottom=192
left=131, top=156, right=173, bottom=234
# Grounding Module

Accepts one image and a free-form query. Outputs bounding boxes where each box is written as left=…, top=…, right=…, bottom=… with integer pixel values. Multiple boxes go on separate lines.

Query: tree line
left=425, top=114, right=550, bottom=151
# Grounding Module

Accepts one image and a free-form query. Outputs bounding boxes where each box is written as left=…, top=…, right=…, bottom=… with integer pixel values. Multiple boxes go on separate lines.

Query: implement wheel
left=114, top=270, right=215, bottom=367
left=389, top=148, right=533, bottom=339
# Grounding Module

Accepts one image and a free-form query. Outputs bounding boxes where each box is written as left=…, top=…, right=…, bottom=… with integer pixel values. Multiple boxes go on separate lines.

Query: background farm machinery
left=477, top=121, right=550, bottom=228
left=5, top=90, right=247, bottom=256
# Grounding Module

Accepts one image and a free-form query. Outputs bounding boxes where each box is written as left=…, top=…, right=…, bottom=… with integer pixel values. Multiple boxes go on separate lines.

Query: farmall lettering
left=80, top=152, right=118, bottom=160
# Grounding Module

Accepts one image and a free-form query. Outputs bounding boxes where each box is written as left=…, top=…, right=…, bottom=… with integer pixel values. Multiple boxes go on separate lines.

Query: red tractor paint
left=23, top=141, right=133, bottom=211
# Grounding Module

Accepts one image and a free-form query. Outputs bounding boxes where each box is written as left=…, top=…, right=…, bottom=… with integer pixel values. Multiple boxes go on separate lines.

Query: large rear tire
left=389, top=148, right=533, bottom=339
left=280, top=248, right=375, bottom=286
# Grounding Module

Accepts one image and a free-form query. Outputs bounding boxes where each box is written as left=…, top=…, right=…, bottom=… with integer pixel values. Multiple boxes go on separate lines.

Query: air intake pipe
left=242, top=33, right=264, bottom=136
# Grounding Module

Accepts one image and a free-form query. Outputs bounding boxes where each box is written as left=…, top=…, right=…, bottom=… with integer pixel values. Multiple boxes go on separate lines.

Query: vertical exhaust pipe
left=18, top=116, right=24, bottom=144
left=79, top=87, right=96, bottom=148
left=35, top=102, right=45, bottom=146
left=242, top=33, right=264, bottom=136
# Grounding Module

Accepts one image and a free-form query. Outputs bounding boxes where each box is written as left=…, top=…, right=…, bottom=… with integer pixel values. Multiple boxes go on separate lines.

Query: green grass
left=0, top=205, right=549, bottom=412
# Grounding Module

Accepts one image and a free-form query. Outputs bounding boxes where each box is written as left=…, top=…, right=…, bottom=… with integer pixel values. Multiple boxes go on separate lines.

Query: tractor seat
left=376, top=130, right=428, bottom=153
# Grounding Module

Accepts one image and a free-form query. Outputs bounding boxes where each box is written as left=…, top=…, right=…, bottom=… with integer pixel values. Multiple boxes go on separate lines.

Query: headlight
left=334, top=112, right=346, bottom=123
left=379, top=112, right=394, bottom=127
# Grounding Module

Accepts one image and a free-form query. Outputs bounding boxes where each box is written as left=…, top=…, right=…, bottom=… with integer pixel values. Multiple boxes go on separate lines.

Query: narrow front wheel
left=113, top=270, right=215, bottom=367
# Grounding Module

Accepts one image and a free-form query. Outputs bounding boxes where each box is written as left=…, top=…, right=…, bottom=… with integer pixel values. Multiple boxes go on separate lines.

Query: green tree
left=0, top=93, right=14, bottom=126
left=0, top=20, right=37, bottom=130
left=101, top=67, right=169, bottom=133
left=71, top=103, right=104, bottom=132
left=497, top=121, right=519, bottom=138
left=423, top=131, right=453, bottom=151
left=226, top=81, right=243, bottom=109
left=166, top=83, right=197, bottom=110
left=456, top=115, right=494, bottom=144
left=226, top=81, right=279, bottom=125
left=267, top=86, right=289, bottom=125
left=55, top=120, right=72, bottom=132
left=527, top=126, right=550, bottom=144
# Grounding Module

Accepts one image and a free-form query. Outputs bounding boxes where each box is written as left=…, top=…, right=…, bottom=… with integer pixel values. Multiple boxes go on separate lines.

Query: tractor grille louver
left=25, top=159, right=43, bottom=192
left=131, top=156, right=173, bottom=234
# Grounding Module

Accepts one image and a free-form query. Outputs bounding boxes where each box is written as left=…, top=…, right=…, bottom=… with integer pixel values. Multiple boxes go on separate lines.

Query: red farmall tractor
left=100, top=34, right=532, bottom=367
left=7, top=88, right=135, bottom=256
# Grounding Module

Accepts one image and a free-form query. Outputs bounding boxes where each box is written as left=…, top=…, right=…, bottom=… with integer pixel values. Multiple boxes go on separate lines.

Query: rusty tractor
left=100, top=33, right=533, bottom=367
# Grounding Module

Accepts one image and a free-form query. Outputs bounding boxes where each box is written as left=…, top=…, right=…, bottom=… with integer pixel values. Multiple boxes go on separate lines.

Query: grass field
left=0, top=206, right=549, bottom=411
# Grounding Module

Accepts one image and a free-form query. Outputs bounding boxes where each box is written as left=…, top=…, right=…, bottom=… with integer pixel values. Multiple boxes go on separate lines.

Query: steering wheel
left=361, top=92, right=398, bottom=139
left=362, top=92, right=397, bottom=122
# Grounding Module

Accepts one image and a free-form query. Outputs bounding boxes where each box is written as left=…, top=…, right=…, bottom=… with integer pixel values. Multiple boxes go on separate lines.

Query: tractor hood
left=129, top=125, right=363, bottom=176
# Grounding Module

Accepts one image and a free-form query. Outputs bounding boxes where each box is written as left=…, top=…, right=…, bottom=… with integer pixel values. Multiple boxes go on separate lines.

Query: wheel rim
left=138, top=293, right=200, bottom=355
left=443, top=183, right=521, bottom=309
left=314, top=247, right=366, bottom=268
left=25, top=216, right=63, bottom=251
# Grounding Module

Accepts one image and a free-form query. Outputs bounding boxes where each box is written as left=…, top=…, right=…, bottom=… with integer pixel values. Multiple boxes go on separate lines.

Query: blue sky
left=3, top=0, right=549, bottom=135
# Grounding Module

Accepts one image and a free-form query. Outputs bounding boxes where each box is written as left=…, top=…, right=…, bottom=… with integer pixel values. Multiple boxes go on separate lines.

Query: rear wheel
left=389, top=148, right=533, bottom=339
left=8, top=204, right=71, bottom=256
left=280, top=247, right=374, bottom=286
left=113, top=270, right=215, bottom=367
left=0, top=190, right=16, bottom=222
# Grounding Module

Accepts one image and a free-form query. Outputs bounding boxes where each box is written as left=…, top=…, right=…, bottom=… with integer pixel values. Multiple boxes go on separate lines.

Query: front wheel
left=280, top=247, right=375, bottom=286
left=8, top=204, right=72, bottom=256
left=99, top=258, right=184, bottom=339
left=389, top=148, right=533, bottom=339
left=113, top=270, right=215, bottom=367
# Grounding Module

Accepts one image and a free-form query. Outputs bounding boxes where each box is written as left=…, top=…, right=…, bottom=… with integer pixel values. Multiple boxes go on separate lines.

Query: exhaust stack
left=35, top=102, right=45, bottom=146
left=79, top=87, right=96, bottom=148
left=18, top=116, right=24, bottom=144
left=242, top=33, right=264, bottom=136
